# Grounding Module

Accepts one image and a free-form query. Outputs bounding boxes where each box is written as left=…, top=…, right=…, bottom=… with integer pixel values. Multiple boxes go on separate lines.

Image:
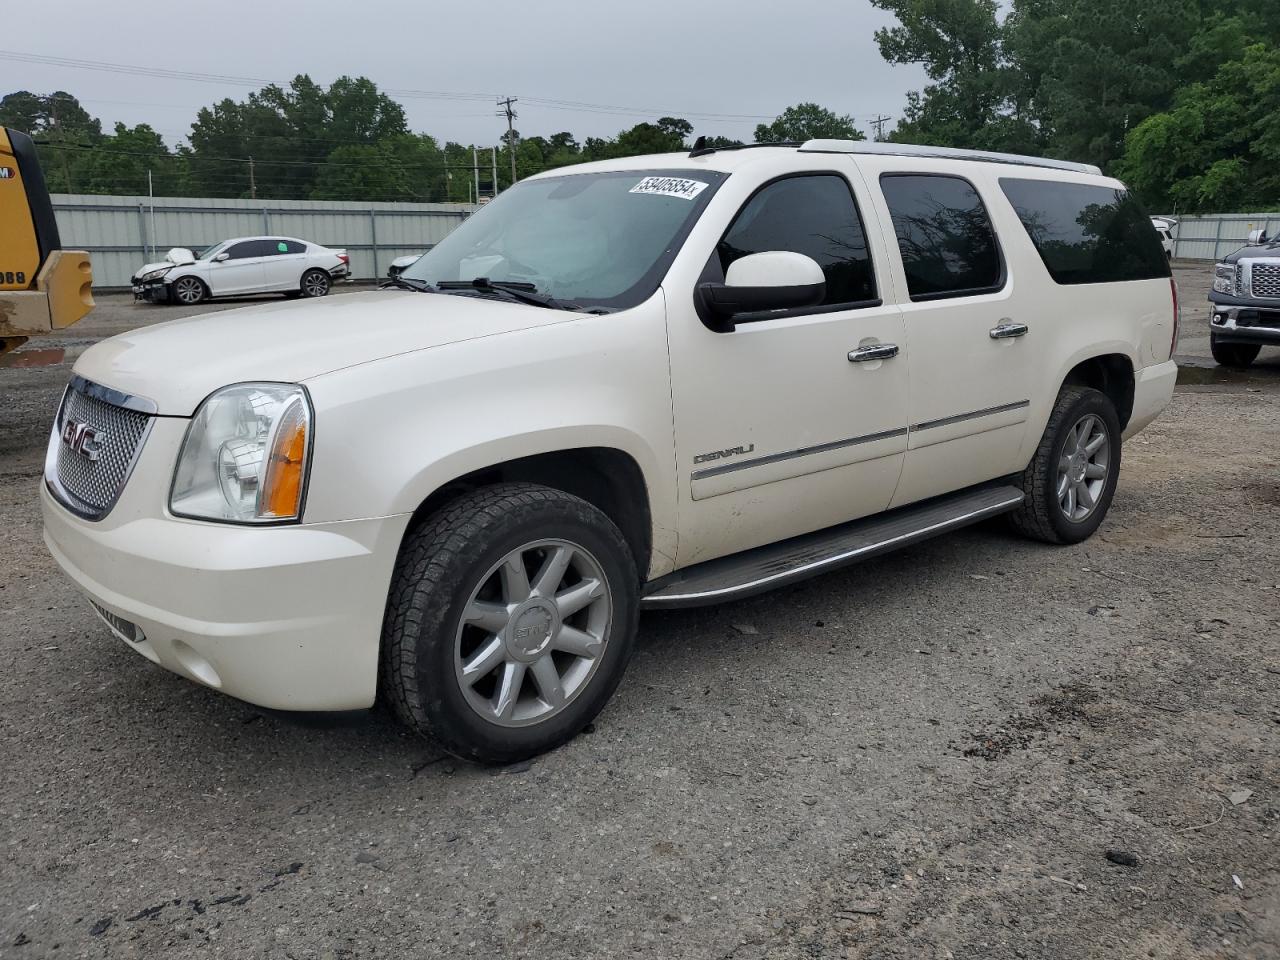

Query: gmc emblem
left=61, top=420, right=104, bottom=461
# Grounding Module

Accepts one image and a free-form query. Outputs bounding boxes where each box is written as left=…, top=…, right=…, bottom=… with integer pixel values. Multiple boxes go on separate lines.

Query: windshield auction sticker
left=629, top=176, right=709, bottom=200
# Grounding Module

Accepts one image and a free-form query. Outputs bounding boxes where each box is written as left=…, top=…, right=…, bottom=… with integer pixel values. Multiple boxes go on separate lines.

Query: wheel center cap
left=506, top=599, right=559, bottom=661
left=1070, top=455, right=1087, bottom=483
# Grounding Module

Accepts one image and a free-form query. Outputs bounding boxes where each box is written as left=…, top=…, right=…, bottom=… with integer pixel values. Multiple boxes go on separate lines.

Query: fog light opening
left=171, top=640, right=222, bottom=689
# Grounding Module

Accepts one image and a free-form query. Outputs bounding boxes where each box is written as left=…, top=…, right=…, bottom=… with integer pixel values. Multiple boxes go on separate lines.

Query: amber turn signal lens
left=260, top=401, right=308, bottom=519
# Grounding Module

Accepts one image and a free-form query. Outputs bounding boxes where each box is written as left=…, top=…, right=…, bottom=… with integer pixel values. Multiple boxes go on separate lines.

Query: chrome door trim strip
left=691, top=426, right=909, bottom=481
left=643, top=491, right=1025, bottom=606
left=911, top=399, right=1029, bottom=433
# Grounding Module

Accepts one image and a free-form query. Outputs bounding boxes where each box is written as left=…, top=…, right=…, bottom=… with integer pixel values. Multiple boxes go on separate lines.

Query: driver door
left=207, top=239, right=268, bottom=295
left=666, top=167, right=910, bottom=567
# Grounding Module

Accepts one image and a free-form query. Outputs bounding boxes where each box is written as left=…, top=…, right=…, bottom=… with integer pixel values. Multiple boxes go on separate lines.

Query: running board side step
left=640, top=485, right=1024, bottom=609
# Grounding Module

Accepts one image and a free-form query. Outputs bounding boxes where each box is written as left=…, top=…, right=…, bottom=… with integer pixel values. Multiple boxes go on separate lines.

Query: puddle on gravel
left=0, top=347, right=66, bottom=368
left=1175, top=363, right=1280, bottom=386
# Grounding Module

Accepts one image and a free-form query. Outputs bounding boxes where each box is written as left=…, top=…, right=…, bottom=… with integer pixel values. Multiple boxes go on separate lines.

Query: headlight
left=140, top=267, right=172, bottom=282
left=170, top=383, right=312, bottom=523
left=1213, top=263, right=1238, bottom=295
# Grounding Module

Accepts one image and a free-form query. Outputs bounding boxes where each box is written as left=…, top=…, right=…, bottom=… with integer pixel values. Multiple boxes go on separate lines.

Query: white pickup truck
left=42, top=140, right=1178, bottom=762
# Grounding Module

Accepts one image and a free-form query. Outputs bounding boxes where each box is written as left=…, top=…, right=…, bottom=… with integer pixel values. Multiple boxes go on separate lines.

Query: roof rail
left=799, top=139, right=1103, bottom=176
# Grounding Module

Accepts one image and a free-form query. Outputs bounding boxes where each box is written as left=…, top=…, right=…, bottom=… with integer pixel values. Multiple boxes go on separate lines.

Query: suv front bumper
left=41, top=482, right=410, bottom=711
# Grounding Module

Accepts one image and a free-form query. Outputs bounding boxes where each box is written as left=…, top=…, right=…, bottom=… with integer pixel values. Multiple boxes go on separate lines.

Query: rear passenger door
left=861, top=164, right=1037, bottom=508
left=207, top=239, right=268, bottom=295
left=261, top=238, right=308, bottom=291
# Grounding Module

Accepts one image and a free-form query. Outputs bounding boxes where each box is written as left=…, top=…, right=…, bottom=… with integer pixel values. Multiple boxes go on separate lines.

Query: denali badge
left=61, top=420, right=104, bottom=461
left=693, top=443, right=755, bottom=465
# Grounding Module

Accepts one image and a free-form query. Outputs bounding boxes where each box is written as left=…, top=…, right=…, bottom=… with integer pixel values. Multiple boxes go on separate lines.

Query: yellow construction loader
left=0, top=127, right=93, bottom=356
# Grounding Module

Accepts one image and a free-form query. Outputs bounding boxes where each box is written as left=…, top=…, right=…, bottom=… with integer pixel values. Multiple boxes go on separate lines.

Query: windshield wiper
left=379, top=276, right=437, bottom=293
left=436, top=278, right=578, bottom=311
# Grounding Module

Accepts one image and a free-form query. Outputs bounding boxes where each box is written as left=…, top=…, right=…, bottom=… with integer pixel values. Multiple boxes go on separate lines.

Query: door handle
left=848, top=343, right=900, bottom=363
left=989, top=321, right=1029, bottom=340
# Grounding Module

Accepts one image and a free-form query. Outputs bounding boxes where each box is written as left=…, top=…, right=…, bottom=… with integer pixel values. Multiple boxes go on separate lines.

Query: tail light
left=338, top=253, right=350, bottom=266
left=1169, top=276, right=1180, bottom=360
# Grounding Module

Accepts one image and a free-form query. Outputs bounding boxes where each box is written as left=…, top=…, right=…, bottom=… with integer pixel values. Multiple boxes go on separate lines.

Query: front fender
left=299, top=298, right=679, bottom=576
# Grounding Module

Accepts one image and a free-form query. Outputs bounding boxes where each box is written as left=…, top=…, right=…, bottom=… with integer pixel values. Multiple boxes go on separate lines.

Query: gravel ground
left=1, top=269, right=1278, bottom=959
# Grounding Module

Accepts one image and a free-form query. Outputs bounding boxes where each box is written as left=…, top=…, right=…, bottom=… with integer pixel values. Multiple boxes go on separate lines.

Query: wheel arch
left=1060, top=351, right=1135, bottom=431
left=402, top=446, right=655, bottom=584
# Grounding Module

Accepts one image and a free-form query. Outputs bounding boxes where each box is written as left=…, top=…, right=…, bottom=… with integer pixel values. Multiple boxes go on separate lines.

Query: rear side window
left=718, top=174, right=877, bottom=307
left=270, top=239, right=306, bottom=254
left=999, top=179, right=1171, bottom=284
left=880, top=174, right=1003, bottom=300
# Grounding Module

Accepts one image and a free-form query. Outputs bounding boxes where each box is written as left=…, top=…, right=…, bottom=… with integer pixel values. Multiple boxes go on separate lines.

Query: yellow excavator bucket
left=0, top=127, right=93, bottom=354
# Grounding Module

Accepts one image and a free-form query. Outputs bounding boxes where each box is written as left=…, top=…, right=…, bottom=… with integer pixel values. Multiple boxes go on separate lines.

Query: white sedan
left=131, top=237, right=350, bottom=305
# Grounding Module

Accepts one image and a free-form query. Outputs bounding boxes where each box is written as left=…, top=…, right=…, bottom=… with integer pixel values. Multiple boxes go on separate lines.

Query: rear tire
left=168, top=276, right=207, bottom=305
left=1009, top=385, right=1121, bottom=545
left=380, top=483, right=639, bottom=764
left=1210, top=335, right=1259, bottom=368
left=300, top=269, right=331, bottom=298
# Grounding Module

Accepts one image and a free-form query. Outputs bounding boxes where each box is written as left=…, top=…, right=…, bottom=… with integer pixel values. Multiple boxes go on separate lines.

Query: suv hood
left=74, top=291, right=572, bottom=415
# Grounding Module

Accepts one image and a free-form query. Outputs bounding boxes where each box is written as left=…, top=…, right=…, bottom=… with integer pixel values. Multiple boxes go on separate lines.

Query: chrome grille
left=48, top=379, right=154, bottom=520
left=1250, top=263, right=1280, bottom=299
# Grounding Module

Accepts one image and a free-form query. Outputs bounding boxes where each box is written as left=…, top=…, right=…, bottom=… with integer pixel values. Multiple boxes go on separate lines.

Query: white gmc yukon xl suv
left=42, top=141, right=1178, bottom=762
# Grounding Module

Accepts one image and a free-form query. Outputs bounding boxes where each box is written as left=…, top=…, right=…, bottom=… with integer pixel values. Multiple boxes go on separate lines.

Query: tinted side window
left=880, top=175, right=1002, bottom=299
left=1000, top=179, right=1171, bottom=284
left=267, top=239, right=306, bottom=255
left=224, top=241, right=262, bottom=260
left=718, top=175, right=876, bottom=307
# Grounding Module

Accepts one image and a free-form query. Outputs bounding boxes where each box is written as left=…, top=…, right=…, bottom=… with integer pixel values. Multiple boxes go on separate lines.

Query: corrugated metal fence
left=1160, top=212, right=1280, bottom=261
left=52, top=194, right=479, bottom=289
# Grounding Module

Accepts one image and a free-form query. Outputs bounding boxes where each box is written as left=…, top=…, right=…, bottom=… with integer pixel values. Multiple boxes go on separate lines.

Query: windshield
left=404, top=169, right=726, bottom=311
left=197, top=242, right=224, bottom=260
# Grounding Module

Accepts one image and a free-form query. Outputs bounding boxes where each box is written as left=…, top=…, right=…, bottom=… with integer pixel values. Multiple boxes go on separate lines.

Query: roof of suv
left=526, top=139, right=1105, bottom=181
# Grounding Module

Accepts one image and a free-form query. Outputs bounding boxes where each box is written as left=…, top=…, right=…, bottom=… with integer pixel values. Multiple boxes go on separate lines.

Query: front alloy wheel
left=455, top=540, right=611, bottom=727
left=171, top=276, right=206, bottom=305
left=381, top=482, right=639, bottom=763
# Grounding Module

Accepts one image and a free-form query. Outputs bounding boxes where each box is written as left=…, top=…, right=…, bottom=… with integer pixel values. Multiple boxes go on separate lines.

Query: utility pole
left=148, top=169, right=156, bottom=260
left=870, top=115, right=891, bottom=142
left=496, top=97, right=518, bottom=188
left=472, top=146, right=480, bottom=204
left=49, top=96, right=75, bottom=193
left=491, top=147, right=498, bottom=200
left=248, top=156, right=257, bottom=200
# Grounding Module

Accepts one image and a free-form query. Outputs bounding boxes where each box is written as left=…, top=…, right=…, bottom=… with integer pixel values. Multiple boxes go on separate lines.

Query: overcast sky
left=2, top=0, right=928, bottom=147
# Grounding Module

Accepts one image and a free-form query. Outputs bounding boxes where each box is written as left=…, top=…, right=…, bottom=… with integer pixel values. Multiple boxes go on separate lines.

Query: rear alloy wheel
left=1009, top=385, right=1121, bottom=544
left=1210, top=334, right=1260, bottom=369
left=300, top=269, right=331, bottom=298
left=169, top=276, right=207, bottom=305
left=381, top=483, right=639, bottom=763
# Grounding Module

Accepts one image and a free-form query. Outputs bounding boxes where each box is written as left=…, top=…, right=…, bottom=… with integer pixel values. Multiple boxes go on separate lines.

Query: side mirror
left=698, top=252, right=825, bottom=330
left=213, top=252, right=231, bottom=262
left=1248, top=229, right=1269, bottom=245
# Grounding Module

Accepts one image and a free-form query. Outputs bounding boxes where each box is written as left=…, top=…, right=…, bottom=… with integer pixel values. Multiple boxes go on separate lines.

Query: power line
left=1, top=49, right=777, bottom=122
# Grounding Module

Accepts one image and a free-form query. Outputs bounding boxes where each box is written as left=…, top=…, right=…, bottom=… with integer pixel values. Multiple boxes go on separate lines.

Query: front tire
left=1210, top=334, right=1259, bottom=369
left=380, top=483, right=639, bottom=764
left=300, top=269, right=331, bottom=298
left=1009, top=385, right=1121, bottom=545
left=168, top=276, right=207, bottom=305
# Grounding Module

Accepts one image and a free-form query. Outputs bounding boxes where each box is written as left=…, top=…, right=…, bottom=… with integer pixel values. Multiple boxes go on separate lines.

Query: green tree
left=72, top=122, right=185, bottom=196
left=1007, top=0, right=1200, bottom=169
left=1117, top=42, right=1280, bottom=211
left=754, top=103, right=864, bottom=142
